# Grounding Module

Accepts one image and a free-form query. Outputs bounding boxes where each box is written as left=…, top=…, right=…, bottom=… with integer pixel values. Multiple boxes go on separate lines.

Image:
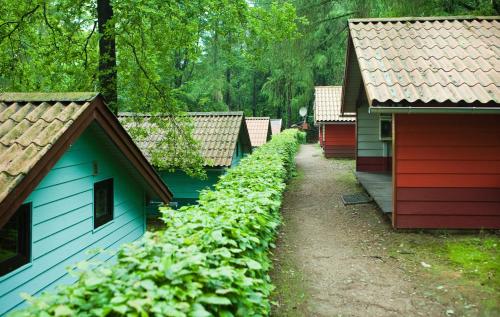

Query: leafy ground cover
left=12, top=130, right=302, bottom=317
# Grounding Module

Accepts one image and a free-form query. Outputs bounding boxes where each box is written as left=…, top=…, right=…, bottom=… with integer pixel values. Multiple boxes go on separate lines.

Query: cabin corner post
left=392, top=113, right=397, bottom=228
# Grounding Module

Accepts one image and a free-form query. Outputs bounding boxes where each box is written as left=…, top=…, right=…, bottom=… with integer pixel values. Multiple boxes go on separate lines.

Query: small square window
left=380, top=117, right=392, bottom=141
left=0, top=203, right=31, bottom=276
left=94, top=178, right=114, bottom=229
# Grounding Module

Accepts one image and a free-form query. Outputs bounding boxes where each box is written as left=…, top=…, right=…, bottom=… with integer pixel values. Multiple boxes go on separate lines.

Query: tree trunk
left=252, top=72, right=257, bottom=116
left=97, top=0, right=117, bottom=113
left=225, top=67, right=232, bottom=110
left=286, top=79, right=292, bottom=128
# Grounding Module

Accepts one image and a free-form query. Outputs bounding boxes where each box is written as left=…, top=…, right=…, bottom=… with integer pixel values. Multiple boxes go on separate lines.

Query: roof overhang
left=340, top=35, right=366, bottom=114
left=0, top=95, right=172, bottom=228
left=369, top=106, right=500, bottom=114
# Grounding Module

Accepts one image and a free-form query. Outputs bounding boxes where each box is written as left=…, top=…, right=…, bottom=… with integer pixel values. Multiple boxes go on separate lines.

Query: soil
left=271, top=144, right=449, bottom=317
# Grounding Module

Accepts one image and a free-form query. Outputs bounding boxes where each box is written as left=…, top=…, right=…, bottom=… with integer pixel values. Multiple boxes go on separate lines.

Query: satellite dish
left=299, top=107, right=307, bottom=117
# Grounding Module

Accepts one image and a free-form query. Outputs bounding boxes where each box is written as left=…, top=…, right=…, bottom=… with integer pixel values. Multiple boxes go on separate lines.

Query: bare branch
left=83, top=20, right=97, bottom=69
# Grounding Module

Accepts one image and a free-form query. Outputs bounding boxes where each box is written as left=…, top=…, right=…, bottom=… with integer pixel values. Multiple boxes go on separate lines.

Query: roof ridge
left=0, top=92, right=98, bottom=103
left=188, top=111, right=243, bottom=116
left=118, top=111, right=244, bottom=117
left=357, top=55, right=497, bottom=62
left=349, top=16, right=500, bottom=23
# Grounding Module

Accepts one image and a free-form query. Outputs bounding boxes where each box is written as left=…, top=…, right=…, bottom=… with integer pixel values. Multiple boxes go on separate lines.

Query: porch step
left=355, top=171, right=393, bottom=214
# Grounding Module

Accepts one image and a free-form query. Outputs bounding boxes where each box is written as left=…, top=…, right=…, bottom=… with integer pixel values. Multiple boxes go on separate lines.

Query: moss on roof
left=0, top=92, right=98, bottom=103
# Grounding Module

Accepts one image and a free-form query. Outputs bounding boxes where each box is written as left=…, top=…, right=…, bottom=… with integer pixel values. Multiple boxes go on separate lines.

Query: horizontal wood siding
left=322, top=124, right=356, bottom=158
left=394, top=114, right=500, bottom=229
left=356, top=103, right=391, bottom=171
left=0, top=127, right=146, bottom=315
left=161, top=169, right=224, bottom=201
left=357, top=157, right=392, bottom=172
left=231, top=142, right=245, bottom=167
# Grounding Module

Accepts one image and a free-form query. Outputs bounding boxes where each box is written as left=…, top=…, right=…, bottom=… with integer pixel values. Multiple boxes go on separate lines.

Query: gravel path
left=271, top=144, right=444, bottom=317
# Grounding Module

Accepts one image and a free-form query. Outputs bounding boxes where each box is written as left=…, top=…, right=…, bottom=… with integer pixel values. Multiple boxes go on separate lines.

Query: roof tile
left=0, top=93, right=92, bottom=204
left=245, top=117, right=271, bottom=147
left=314, top=86, right=356, bottom=122
left=270, top=119, right=282, bottom=135
left=119, top=112, right=246, bottom=167
left=348, top=16, right=500, bottom=105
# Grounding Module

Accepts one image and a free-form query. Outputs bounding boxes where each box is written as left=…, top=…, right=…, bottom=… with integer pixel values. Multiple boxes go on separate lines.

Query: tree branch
left=83, top=20, right=97, bottom=69
left=0, top=5, right=41, bottom=44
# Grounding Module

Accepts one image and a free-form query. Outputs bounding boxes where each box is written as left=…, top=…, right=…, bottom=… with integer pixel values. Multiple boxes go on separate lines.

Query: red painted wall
left=394, top=114, right=500, bottom=229
left=319, top=125, right=323, bottom=147
left=322, top=123, right=356, bottom=158
left=356, top=157, right=392, bottom=172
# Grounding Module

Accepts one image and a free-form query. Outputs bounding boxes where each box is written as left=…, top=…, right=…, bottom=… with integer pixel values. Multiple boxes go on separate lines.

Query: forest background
left=1, top=0, right=498, bottom=172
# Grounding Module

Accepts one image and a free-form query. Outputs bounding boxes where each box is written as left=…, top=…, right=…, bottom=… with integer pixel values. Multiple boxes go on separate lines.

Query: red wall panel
left=322, top=123, right=356, bottom=158
left=394, top=114, right=500, bottom=229
left=319, top=125, right=323, bottom=147
left=356, top=157, right=392, bottom=172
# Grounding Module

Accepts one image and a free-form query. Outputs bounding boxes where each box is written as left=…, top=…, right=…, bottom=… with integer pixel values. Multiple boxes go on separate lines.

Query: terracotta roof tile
left=348, top=16, right=500, bottom=105
left=119, top=112, right=247, bottom=167
left=270, top=119, right=282, bottom=135
left=0, top=93, right=93, bottom=205
left=245, top=117, right=271, bottom=147
left=314, top=86, right=356, bottom=122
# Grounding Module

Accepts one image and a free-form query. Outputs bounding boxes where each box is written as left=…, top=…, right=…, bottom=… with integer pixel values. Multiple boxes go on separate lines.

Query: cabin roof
left=314, top=86, right=356, bottom=122
left=0, top=92, right=172, bottom=227
left=118, top=112, right=251, bottom=167
left=270, top=119, right=282, bottom=135
left=245, top=117, right=272, bottom=147
left=342, top=16, right=500, bottom=110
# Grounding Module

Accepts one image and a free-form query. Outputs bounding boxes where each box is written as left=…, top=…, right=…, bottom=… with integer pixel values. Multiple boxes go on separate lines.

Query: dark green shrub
left=12, top=129, right=301, bottom=317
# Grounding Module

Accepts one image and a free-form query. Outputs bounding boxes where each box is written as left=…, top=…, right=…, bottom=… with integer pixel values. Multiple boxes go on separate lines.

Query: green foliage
left=296, top=131, right=307, bottom=144
left=447, top=238, right=499, bottom=291
left=11, top=130, right=302, bottom=317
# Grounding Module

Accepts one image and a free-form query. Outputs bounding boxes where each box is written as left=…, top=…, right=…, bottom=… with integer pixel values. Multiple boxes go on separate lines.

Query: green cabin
left=119, top=112, right=252, bottom=207
left=0, top=93, right=172, bottom=315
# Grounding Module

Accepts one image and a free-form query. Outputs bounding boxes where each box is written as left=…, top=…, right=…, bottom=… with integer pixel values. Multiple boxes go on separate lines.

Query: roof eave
left=0, top=96, right=173, bottom=228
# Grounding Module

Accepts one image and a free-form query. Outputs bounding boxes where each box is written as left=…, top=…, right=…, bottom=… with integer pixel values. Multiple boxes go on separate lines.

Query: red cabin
left=342, top=16, right=500, bottom=229
left=314, top=86, right=356, bottom=158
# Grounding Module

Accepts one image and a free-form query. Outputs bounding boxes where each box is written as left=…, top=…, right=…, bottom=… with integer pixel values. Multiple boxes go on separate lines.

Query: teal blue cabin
left=0, top=93, right=172, bottom=315
left=119, top=112, right=252, bottom=207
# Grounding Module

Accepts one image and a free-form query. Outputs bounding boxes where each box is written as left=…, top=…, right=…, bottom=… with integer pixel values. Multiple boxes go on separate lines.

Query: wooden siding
left=161, top=169, right=224, bottom=202
left=0, top=127, right=146, bottom=315
left=322, top=124, right=356, bottom=158
left=394, top=114, right=500, bottom=229
left=318, top=124, right=324, bottom=147
left=356, top=104, right=392, bottom=172
left=231, top=142, right=244, bottom=167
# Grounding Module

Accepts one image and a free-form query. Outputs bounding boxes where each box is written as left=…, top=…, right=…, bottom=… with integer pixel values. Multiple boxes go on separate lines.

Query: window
left=94, top=178, right=114, bottom=229
left=0, top=203, right=31, bottom=276
left=379, top=116, right=392, bottom=141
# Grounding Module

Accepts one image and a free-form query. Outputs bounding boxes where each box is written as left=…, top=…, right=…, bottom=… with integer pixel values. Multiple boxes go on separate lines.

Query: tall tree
left=97, top=0, right=117, bottom=113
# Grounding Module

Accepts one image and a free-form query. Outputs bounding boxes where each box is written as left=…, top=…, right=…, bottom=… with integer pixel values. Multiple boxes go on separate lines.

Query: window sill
left=0, top=262, right=33, bottom=282
left=92, top=220, right=115, bottom=234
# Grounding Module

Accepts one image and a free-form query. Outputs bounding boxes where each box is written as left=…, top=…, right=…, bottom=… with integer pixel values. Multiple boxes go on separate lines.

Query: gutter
left=369, top=106, right=500, bottom=114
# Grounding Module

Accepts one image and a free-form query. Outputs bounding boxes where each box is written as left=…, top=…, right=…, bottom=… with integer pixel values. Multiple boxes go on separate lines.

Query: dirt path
left=271, top=144, right=446, bottom=317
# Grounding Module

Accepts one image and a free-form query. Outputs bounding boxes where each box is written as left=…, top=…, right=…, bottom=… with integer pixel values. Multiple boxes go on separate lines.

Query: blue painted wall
left=160, top=142, right=244, bottom=207
left=160, top=169, right=224, bottom=207
left=0, top=125, right=147, bottom=316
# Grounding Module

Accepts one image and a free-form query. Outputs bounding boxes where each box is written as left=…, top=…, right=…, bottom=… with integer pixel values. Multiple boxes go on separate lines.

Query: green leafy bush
left=12, top=129, right=301, bottom=317
left=296, top=130, right=306, bottom=144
